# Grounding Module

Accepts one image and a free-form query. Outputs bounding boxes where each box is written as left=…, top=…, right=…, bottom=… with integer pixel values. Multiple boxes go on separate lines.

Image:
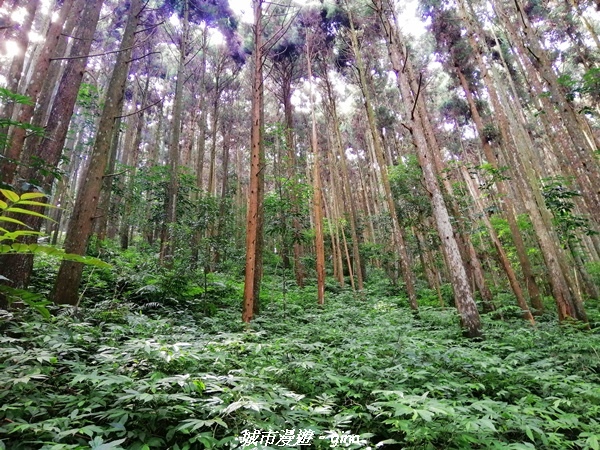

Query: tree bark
left=0, top=0, right=38, bottom=146
left=159, top=0, right=188, bottom=266
left=455, top=66, right=544, bottom=312
left=243, top=0, right=265, bottom=322
left=1, top=0, right=76, bottom=184
left=374, top=0, right=482, bottom=337
left=52, top=0, right=141, bottom=306
left=0, top=0, right=103, bottom=292
left=346, top=3, right=417, bottom=310
left=322, top=69, right=364, bottom=292
left=306, top=40, right=326, bottom=305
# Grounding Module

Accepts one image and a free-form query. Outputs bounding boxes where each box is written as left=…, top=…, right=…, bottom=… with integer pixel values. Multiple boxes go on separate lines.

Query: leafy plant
left=542, top=177, right=597, bottom=246
left=0, top=189, right=109, bottom=267
left=0, top=189, right=110, bottom=316
left=0, top=88, right=44, bottom=161
left=1, top=280, right=598, bottom=449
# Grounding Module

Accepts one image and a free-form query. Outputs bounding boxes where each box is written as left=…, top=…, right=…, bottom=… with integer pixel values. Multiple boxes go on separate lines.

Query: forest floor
left=1, top=266, right=600, bottom=450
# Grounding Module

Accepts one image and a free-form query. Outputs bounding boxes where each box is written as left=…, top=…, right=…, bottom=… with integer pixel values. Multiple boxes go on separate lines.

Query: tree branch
left=50, top=43, right=140, bottom=61
left=115, top=99, right=162, bottom=119
left=135, top=21, right=164, bottom=35
left=411, top=72, right=422, bottom=121
left=126, top=51, right=160, bottom=63
left=102, top=169, right=128, bottom=179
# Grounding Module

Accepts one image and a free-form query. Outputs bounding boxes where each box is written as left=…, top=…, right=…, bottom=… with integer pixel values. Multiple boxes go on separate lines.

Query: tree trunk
left=461, top=165, right=535, bottom=324
left=346, top=4, right=418, bottom=310
left=243, top=0, right=264, bottom=322
left=455, top=66, right=544, bottom=312
left=51, top=0, right=140, bottom=306
left=120, top=75, right=150, bottom=250
left=159, top=0, right=188, bottom=266
left=0, top=0, right=103, bottom=291
left=1, top=0, right=76, bottom=184
left=95, top=115, right=122, bottom=243
left=323, top=69, right=364, bottom=292
left=0, top=0, right=38, bottom=147
left=374, top=0, right=482, bottom=337
left=306, top=42, right=326, bottom=305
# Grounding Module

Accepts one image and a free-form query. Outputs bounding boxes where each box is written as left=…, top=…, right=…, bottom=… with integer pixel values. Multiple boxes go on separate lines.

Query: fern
left=0, top=189, right=109, bottom=268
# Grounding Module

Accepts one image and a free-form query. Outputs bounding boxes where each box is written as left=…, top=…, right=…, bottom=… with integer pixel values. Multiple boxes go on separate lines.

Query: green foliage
left=472, top=163, right=511, bottom=190
left=558, top=68, right=600, bottom=112
left=482, top=124, right=501, bottom=144
left=389, top=156, right=431, bottom=227
left=0, top=87, right=34, bottom=106
left=586, top=262, right=600, bottom=288
left=0, top=89, right=44, bottom=171
left=1, top=280, right=599, bottom=449
left=0, top=190, right=109, bottom=316
left=542, top=176, right=597, bottom=246
left=75, top=83, right=101, bottom=127
left=0, top=190, right=110, bottom=268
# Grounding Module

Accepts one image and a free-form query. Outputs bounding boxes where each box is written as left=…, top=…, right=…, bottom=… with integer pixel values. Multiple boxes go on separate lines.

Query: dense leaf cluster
left=1, top=276, right=599, bottom=449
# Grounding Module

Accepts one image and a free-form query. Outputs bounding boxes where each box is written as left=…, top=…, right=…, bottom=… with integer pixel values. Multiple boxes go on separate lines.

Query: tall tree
left=304, top=9, right=326, bottom=305
left=243, top=0, right=265, bottom=322
left=0, top=0, right=104, bottom=291
left=159, top=0, right=189, bottom=266
left=344, top=1, right=419, bottom=310
left=52, top=0, right=142, bottom=306
left=1, top=0, right=76, bottom=184
left=373, top=0, right=482, bottom=337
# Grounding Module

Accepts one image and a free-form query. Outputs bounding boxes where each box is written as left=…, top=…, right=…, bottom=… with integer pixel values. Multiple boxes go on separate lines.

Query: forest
left=1, top=0, right=600, bottom=448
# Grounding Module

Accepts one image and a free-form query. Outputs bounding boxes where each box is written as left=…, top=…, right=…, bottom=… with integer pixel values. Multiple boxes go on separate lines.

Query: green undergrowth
left=1, top=286, right=599, bottom=449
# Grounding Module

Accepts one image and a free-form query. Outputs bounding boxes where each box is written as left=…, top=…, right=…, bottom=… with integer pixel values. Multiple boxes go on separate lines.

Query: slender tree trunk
left=26, top=0, right=84, bottom=133
left=282, top=73, right=306, bottom=288
left=191, top=29, right=209, bottom=267
left=0, top=0, right=38, bottom=147
left=243, top=0, right=264, bottom=322
left=51, top=0, right=140, bottom=306
left=120, top=75, right=150, bottom=250
left=323, top=70, right=363, bottom=292
left=346, top=4, right=417, bottom=309
left=159, top=0, right=188, bottom=266
left=461, top=165, right=535, bottom=324
left=213, top=115, right=232, bottom=267
left=455, top=67, right=544, bottom=312
left=497, top=0, right=600, bottom=215
left=1, top=0, right=76, bottom=184
left=306, top=43, right=326, bottom=305
left=95, top=115, right=122, bottom=242
left=491, top=54, right=587, bottom=322
left=374, top=0, right=482, bottom=337
left=207, top=94, right=220, bottom=197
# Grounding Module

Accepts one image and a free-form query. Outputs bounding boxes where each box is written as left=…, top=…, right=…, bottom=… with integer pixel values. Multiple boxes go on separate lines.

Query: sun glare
left=3, top=40, right=21, bottom=59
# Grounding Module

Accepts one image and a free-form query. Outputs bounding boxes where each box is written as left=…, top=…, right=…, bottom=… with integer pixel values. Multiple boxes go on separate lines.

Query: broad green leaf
left=0, top=216, right=26, bottom=227
left=4, top=207, right=55, bottom=221
left=16, top=200, right=55, bottom=208
left=0, top=200, right=7, bottom=210
left=20, top=192, right=47, bottom=200
left=478, top=418, right=497, bottom=432
left=4, top=230, right=44, bottom=239
left=10, top=243, right=34, bottom=253
left=414, top=409, right=433, bottom=422
left=525, top=426, right=534, bottom=442
left=90, top=438, right=126, bottom=450
left=0, top=189, right=19, bottom=202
